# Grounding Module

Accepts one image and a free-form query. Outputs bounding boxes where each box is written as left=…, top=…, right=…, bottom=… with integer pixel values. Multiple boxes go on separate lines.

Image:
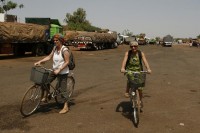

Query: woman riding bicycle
left=34, top=33, right=70, bottom=114
left=120, top=41, right=152, bottom=105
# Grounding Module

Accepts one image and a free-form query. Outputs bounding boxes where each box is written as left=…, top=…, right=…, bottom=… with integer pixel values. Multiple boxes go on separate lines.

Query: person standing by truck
left=120, top=41, right=152, bottom=106
left=34, top=34, right=70, bottom=114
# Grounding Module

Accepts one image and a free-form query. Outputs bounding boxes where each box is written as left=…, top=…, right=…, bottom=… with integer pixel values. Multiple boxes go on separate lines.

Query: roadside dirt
left=0, top=44, right=200, bottom=133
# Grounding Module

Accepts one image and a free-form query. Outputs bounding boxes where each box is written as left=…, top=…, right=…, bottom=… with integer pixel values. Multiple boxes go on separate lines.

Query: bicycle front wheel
left=130, top=90, right=140, bottom=127
left=55, top=76, right=75, bottom=105
left=20, top=84, right=42, bottom=117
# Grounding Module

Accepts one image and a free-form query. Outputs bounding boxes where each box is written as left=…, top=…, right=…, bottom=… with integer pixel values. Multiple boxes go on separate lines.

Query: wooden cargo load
left=64, top=30, right=117, bottom=43
left=0, top=22, right=47, bottom=43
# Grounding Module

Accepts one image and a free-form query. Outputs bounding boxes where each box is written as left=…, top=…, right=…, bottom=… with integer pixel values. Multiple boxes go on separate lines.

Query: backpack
left=125, top=50, right=143, bottom=70
left=53, top=46, right=75, bottom=70
left=65, top=47, right=75, bottom=70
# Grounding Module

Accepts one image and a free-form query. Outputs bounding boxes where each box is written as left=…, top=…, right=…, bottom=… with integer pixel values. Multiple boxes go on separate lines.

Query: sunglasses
left=130, top=46, right=138, bottom=48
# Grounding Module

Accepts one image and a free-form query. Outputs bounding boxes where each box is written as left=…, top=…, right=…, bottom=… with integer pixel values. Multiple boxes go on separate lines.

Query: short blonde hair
left=130, top=41, right=138, bottom=46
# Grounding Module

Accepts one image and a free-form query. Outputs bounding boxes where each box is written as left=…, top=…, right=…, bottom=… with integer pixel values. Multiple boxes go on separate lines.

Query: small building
left=0, top=13, right=17, bottom=22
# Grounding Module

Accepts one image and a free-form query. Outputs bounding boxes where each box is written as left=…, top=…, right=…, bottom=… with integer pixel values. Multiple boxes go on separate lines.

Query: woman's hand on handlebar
left=147, top=69, right=152, bottom=74
left=120, top=68, right=126, bottom=73
left=34, top=61, right=45, bottom=66
left=34, top=61, right=41, bottom=66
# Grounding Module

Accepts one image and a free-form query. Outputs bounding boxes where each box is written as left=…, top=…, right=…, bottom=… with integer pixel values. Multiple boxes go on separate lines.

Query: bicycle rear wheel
left=20, top=84, right=42, bottom=117
left=55, top=76, right=75, bottom=105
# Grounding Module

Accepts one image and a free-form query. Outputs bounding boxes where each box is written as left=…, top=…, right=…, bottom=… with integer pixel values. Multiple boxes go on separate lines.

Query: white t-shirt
left=53, top=46, right=69, bottom=74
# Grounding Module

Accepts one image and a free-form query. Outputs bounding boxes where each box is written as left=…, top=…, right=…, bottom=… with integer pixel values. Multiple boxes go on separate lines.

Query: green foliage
left=155, top=37, right=160, bottom=41
left=0, top=0, right=24, bottom=13
left=64, top=8, right=101, bottom=32
left=197, top=35, right=200, bottom=39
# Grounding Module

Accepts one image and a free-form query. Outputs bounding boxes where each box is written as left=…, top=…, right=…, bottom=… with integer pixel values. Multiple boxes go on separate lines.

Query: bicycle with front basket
left=125, top=70, right=148, bottom=127
left=20, top=66, right=75, bottom=117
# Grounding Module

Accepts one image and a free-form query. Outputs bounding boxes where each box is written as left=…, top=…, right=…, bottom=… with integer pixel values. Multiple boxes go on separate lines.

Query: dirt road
left=0, top=44, right=200, bottom=133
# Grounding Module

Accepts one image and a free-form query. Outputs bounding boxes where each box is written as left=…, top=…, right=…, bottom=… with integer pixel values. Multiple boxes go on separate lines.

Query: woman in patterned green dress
left=120, top=41, right=152, bottom=103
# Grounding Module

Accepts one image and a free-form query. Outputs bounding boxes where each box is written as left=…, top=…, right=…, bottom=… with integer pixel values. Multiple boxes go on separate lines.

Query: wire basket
left=127, top=72, right=146, bottom=88
left=30, top=67, right=50, bottom=84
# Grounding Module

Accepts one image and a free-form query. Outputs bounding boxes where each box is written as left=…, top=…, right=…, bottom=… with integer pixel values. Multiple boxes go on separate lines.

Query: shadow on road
left=0, top=104, right=31, bottom=132
left=115, top=101, right=134, bottom=121
left=35, top=99, right=76, bottom=114
left=116, top=101, right=140, bottom=128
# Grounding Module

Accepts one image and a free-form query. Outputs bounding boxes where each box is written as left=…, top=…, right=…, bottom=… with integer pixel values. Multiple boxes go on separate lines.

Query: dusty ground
left=0, top=44, right=200, bottom=133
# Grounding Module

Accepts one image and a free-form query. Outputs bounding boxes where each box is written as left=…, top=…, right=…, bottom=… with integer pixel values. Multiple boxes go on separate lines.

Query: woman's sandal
left=59, top=108, right=69, bottom=114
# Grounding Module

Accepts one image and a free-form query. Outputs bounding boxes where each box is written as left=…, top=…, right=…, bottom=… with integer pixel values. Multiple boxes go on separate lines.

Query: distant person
left=120, top=41, right=151, bottom=105
left=34, top=33, right=70, bottom=114
left=189, top=40, right=193, bottom=47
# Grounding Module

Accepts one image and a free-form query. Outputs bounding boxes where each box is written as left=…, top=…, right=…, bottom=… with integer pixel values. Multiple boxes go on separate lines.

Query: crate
left=30, top=67, right=49, bottom=84
left=128, top=73, right=146, bottom=88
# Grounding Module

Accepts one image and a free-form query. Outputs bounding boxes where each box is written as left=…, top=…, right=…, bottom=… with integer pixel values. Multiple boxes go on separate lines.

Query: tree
left=0, top=0, right=24, bottom=13
left=155, top=37, right=160, bottom=41
left=64, top=8, right=100, bottom=32
left=122, top=29, right=133, bottom=36
left=197, top=35, right=200, bottom=39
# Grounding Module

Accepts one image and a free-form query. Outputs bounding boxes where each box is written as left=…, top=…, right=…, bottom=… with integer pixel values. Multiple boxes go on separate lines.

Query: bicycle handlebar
left=34, top=65, right=53, bottom=72
left=125, top=70, right=148, bottom=73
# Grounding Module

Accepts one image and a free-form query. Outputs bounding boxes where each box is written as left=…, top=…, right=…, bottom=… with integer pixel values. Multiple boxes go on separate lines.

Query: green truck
left=0, top=17, right=63, bottom=56
left=25, top=17, right=63, bottom=40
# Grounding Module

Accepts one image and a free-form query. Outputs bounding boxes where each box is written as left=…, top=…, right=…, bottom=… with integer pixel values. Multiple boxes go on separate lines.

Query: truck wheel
left=94, top=45, right=99, bottom=51
left=95, top=47, right=99, bottom=50
left=114, top=42, right=118, bottom=48
left=36, top=44, right=45, bottom=56
left=110, top=43, right=115, bottom=49
left=98, top=45, right=102, bottom=50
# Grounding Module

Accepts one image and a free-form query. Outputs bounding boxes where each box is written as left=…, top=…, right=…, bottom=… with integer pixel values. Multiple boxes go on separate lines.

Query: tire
left=133, top=107, right=139, bottom=127
left=130, top=90, right=140, bottom=127
left=114, top=42, right=118, bottom=48
left=98, top=45, right=102, bottom=50
left=55, top=76, right=75, bottom=105
left=20, top=84, right=42, bottom=117
left=36, top=44, right=45, bottom=56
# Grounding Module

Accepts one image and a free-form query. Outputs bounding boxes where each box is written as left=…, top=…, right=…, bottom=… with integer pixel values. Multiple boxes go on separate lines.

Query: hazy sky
left=8, top=0, right=200, bottom=38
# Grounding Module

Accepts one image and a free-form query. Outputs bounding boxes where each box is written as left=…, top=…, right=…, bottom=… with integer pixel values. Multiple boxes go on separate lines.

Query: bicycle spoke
left=20, top=85, right=42, bottom=117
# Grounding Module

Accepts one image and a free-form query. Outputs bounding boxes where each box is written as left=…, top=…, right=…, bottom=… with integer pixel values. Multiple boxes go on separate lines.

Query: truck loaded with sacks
left=0, top=18, right=62, bottom=56
left=66, top=30, right=118, bottom=50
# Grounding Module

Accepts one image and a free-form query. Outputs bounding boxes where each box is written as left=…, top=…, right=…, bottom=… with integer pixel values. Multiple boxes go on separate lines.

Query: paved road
left=0, top=44, right=199, bottom=133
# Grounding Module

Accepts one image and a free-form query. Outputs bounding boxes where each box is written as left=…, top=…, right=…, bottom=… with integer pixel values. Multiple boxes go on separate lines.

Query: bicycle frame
left=125, top=70, right=147, bottom=127
left=20, top=66, right=75, bottom=117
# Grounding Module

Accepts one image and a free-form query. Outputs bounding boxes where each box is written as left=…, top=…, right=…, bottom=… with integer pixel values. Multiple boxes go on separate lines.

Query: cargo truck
left=72, top=31, right=118, bottom=50
left=163, top=35, right=173, bottom=47
left=0, top=17, right=63, bottom=56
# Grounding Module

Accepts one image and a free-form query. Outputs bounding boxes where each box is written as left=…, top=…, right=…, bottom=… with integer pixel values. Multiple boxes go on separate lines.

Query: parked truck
left=163, top=35, right=173, bottom=47
left=71, top=31, right=118, bottom=50
left=0, top=17, right=63, bottom=56
left=0, top=22, right=51, bottom=56
left=138, top=33, right=147, bottom=45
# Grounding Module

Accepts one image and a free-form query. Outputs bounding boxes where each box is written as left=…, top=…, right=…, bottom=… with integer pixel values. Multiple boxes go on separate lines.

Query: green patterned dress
left=126, top=52, right=145, bottom=88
